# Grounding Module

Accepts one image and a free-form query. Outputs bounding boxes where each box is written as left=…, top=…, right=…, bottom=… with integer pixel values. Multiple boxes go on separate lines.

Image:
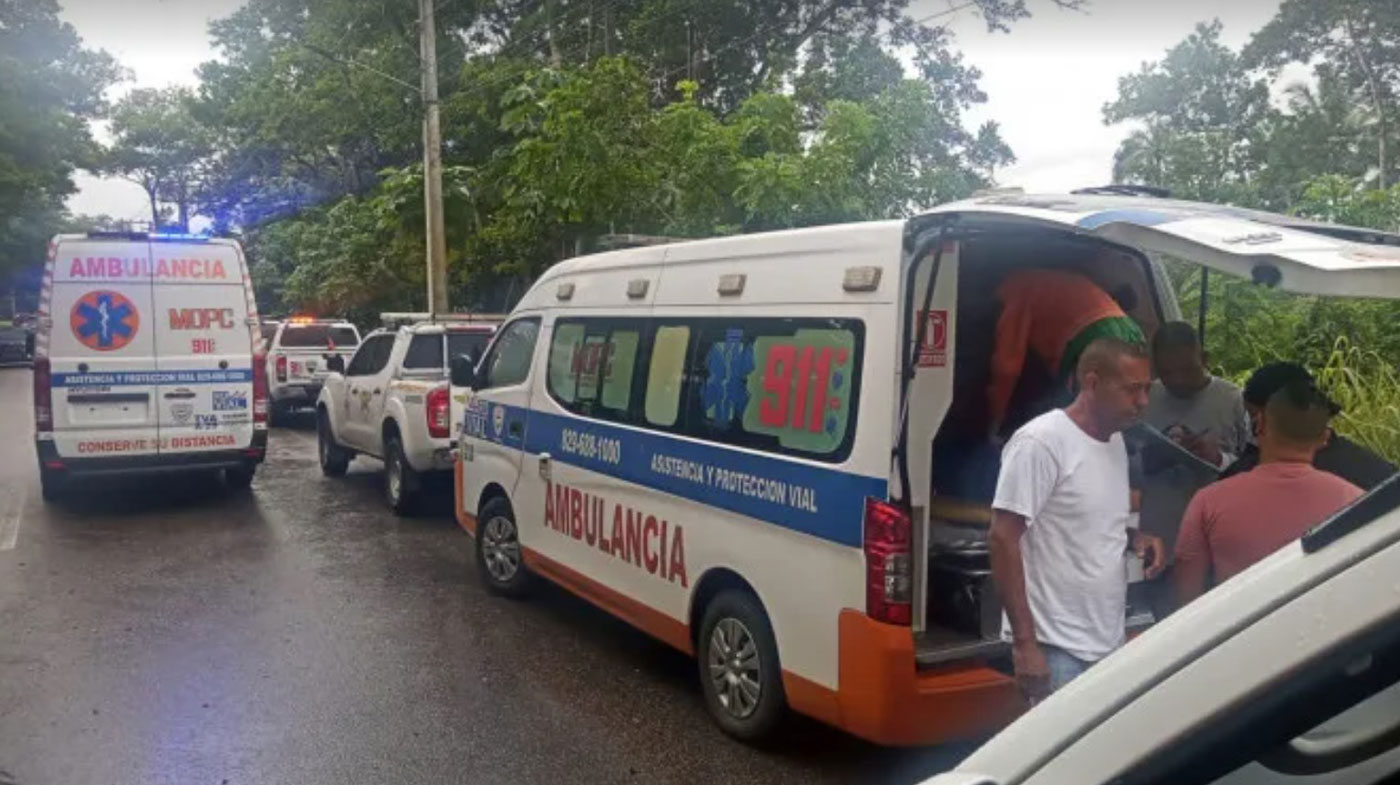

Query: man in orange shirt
left=987, top=269, right=1145, bottom=436
left=1172, top=380, right=1363, bottom=608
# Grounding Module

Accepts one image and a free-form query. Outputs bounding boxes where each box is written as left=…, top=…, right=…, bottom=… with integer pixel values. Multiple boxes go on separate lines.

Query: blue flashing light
left=150, top=230, right=214, bottom=242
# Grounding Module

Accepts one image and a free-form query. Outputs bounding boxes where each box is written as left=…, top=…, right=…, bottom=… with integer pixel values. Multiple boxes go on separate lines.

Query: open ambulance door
left=1085, top=213, right=1400, bottom=300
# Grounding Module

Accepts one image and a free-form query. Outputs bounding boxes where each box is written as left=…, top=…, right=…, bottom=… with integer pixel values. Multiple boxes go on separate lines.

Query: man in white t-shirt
left=990, top=337, right=1166, bottom=703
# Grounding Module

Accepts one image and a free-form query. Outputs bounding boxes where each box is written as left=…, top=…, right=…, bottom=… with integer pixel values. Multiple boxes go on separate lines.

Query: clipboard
left=1125, top=422, right=1222, bottom=480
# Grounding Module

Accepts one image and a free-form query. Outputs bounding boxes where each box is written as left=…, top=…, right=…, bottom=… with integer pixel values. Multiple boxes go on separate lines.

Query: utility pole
left=419, top=0, right=448, bottom=316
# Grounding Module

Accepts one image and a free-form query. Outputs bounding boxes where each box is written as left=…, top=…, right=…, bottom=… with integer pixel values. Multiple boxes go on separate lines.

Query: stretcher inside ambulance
left=900, top=194, right=1400, bottom=674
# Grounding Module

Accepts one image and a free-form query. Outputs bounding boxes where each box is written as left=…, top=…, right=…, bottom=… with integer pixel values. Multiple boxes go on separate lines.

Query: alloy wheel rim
left=481, top=515, right=520, bottom=582
left=707, top=617, right=761, bottom=719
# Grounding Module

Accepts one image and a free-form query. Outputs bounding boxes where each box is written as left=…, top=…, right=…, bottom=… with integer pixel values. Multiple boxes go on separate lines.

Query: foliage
left=1244, top=0, right=1400, bottom=189
left=1313, top=340, right=1400, bottom=463
left=105, top=87, right=213, bottom=231
left=0, top=0, right=120, bottom=281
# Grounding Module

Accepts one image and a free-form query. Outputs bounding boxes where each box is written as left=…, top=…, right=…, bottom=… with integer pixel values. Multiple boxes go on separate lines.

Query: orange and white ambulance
left=450, top=192, right=1400, bottom=745
left=33, top=232, right=268, bottom=501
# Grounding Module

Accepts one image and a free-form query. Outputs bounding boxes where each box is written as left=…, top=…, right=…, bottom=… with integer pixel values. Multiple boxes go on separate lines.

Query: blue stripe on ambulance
left=1075, top=208, right=1177, bottom=229
left=53, top=369, right=254, bottom=387
left=465, top=402, right=887, bottom=547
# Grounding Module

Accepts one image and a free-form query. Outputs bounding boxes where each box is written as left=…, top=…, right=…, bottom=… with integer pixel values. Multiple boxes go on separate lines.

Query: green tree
left=0, top=0, right=120, bottom=279
left=105, top=87, right=213, bottom=231
left=1245, top=0, right=1400, bottom=189
left=1103, top=21, right=1273, bottom=204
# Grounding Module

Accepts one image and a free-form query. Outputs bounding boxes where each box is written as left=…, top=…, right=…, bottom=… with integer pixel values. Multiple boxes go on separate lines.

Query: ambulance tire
left=475, top=496, right=532, bottom=597
left=698, top=590, right=786, bottom=743
left=39, top=469, right=67, bottom=503
left=384, top=434, right=420, bottom=516
left=318, top=411, right=351, bottom=477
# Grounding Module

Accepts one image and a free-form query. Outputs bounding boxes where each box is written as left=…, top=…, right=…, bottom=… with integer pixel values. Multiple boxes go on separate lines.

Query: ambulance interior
left=913, top=229, right=1166, bottom=655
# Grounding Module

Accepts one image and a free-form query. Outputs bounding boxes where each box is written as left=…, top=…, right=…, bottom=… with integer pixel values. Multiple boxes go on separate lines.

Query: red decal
left=917, top=310, right=948, bottom=367
left=169, top=308, right=236, bottom=330
left=191, top=339, right=216, bottom=354
left=669, top=527, right=688, bottom=588
left=759, top=344, right=796, bottom=426
left=642, top=515, right=660, bottom=574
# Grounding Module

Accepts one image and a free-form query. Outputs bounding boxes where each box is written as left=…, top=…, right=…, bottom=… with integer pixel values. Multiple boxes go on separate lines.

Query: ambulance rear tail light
left=426, top=386, right=450, bottom=439
left=33, top=357, right=52, bottom=433
left=252, top=352, right=269, bottom=424
left=864, top=498, right=912, bottom=625
left=274, top=354, right=287, bottom=382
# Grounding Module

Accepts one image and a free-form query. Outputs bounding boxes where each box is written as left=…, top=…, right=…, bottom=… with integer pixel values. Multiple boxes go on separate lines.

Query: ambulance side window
left=547, top=318, right=643, bottom=424
left=644, top=325, right=691, bottom=427
left=679, top=318, right=863, bottom=462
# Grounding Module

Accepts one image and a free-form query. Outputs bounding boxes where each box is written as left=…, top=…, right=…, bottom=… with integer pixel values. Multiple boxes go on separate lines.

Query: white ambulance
left=450, top=192, right=1400, bottom=746
left=34, top=232, right=268, bottom=501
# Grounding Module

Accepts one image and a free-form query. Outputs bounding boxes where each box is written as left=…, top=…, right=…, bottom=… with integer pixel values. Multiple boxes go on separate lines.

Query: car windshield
left=279, top=325, right=358, bottom=348
left=447, top=331, right=491, bottom=363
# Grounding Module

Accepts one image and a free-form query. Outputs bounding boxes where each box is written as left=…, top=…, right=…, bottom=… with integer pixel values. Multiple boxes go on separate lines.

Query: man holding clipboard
left=1135, top=323, right=1249, bottom=618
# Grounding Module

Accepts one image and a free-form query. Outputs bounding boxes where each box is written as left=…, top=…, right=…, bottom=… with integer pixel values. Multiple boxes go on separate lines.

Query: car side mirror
left=326, top=354, right=346, bottom=374
left=450, top=353, right=479, bottom=389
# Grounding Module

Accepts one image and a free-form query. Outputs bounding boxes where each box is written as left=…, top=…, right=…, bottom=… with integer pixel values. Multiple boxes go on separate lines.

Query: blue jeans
left=1044, top=645, right=1093, bottom=692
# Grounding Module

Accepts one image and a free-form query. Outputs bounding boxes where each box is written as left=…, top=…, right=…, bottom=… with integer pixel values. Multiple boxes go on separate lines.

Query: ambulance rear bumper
left=36, top=432, right=267, bottom=476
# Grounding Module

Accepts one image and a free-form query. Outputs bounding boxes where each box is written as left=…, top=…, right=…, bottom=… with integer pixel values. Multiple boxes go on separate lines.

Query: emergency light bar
left=379, top=312, right=508, bottom=329
left=85, top=230, right=213, bottom=242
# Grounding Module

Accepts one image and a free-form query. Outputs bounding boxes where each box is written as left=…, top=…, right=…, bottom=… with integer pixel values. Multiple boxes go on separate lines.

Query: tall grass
left=1312, top=339, right=1400, bottom=465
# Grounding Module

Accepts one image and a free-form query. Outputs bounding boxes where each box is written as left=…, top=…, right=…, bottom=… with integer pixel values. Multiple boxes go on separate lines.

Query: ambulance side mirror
left=326, top=354, right=346, bottom=375
left=451, top=353, right=478, bottom=390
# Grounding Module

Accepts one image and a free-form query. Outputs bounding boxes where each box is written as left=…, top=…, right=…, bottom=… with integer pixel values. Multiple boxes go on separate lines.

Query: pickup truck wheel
left=698, top=590, right=786, bottom=743
left=318, top=411, right=350, bottom=477
left=475, top=496, right=532, bottom=596
left=269, top=400, right=289, bottom=427
left=384, top=434, right=420, bottom=515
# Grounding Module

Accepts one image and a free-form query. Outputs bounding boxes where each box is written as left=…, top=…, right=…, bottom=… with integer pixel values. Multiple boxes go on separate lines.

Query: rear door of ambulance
left=45, top=235, right=160, bottom=461
left=150, top=238, right=257, bottom=458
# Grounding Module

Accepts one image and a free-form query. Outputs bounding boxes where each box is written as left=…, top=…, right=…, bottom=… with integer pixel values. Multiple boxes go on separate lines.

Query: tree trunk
left=1345, top=15, right=1389, bottom=189
left=177, top=190, right=190, bottom=233
left=147, top=186, right=160, bottom=231
left=547, top=0, right=561, bottom=67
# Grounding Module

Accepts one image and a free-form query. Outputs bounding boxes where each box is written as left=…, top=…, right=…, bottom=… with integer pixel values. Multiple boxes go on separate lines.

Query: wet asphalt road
left=0, top=366, right=970, bottom=785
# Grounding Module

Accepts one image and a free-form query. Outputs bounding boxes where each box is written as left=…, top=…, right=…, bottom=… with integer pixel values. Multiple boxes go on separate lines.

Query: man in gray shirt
left=1137, top=322, right=1249, bottom=615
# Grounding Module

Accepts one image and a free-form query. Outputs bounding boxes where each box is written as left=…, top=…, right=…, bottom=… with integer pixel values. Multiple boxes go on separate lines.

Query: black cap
left=1244, top=361, right=1340, bottom=414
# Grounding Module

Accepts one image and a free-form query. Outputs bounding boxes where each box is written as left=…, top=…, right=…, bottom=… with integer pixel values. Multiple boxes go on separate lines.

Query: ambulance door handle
left=538, top=453, right=551, bottom=481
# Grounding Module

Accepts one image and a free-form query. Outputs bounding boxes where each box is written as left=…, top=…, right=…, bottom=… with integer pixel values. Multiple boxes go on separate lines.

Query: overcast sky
left=60, top=0, right=1288, bottom=222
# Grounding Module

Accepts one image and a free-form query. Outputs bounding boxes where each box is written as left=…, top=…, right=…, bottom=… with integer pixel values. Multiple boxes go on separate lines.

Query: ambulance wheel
left=476, top=496, right=532, bottom=597
left=39, top=469, right=67, bottom=503
left=225, top=464, right=256, bottom=491
left=384, top=434, right=420, bottom=515
left=698, top=590, right=786, bottom=743
left=318, top=411, right=350, bottom=477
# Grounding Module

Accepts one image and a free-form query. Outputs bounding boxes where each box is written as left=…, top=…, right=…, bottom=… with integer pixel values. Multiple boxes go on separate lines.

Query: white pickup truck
left=265, top=318, right=361, bottom=424
left=315, top=315, right=499, bottom=513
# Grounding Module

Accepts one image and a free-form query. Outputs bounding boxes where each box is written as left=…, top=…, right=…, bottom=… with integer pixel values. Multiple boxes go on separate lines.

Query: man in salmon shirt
left=987, top=269, right=1144, bottom=437
left=1172, top=380, right=1363, bottom=608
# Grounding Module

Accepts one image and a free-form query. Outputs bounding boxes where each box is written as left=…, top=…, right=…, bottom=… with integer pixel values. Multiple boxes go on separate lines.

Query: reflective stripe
left=53, top=369, right=253, bottom=387
left=464, top=401, right=885, bottom=547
